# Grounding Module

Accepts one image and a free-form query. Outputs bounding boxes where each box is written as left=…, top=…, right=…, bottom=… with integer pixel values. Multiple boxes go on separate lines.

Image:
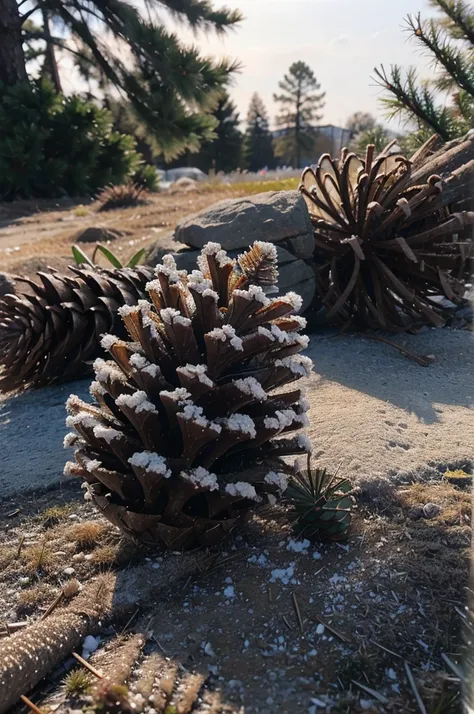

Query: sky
left=176, top=0, right=437, bottom=130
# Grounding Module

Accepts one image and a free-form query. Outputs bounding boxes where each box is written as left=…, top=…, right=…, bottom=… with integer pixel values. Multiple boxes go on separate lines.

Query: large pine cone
left=0, top=266, right=153, bottom=389
left=64, top=242, right=312, bottom=550
left=300, top=141, right=474, bottom=330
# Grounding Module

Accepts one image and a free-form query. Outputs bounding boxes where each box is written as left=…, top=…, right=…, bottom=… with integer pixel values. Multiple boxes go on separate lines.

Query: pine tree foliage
left=374, top=1, right=474, bottom=143
left=187, top=91, right=242, bottom=173
left=274, top=62, right=326, bottom=168
left=243, top=93, right=275, bottom=172
left=16, top=0, right=242, bottom=158
left=345, top=112, right=376, bottom=138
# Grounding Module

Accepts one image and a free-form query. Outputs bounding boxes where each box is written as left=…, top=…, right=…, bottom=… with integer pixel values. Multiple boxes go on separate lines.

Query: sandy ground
left=1, top=327, right=472, bottom=500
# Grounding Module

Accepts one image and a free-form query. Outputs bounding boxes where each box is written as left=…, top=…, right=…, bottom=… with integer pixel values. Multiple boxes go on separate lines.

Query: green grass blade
left=71, top=244, right=95, bottom=267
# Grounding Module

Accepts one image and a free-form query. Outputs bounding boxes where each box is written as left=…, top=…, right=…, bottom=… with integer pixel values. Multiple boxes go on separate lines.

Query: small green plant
left=96, top=182, right=148, bottom=212
left=285, top=457, right=353, bottom=541
left=71, top=243, right=146, bottom=269
left=64, top=669, right=92, bottom=696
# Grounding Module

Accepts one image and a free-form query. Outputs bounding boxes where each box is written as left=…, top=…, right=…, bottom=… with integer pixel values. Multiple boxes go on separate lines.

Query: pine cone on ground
left=0, top=266, right=154, bottom=390
left=64, top=242, right=312, bottom=550
left=300, top=141, right=474, bottom=330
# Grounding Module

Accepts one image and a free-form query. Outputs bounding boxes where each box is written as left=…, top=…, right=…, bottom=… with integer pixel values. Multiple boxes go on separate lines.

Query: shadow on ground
left=305, top=327, right=474, bottom=424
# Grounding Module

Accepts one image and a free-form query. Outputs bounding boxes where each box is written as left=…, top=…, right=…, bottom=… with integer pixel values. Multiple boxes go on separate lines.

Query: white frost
left=264, top=471, right=288, bottom=491
left=225, top=482, right=259, bottom=501
left=275, top=355, right=313, bottom=378
left=93, top=425, right=122, bottom=444
left=116, top=391, right=158, bottom=413
left=233, top=377, right=267, bottom=401
left=129, top=451, right=171, bottom=477
left=221, top=413, right=256, bottom=438
left=181, top=467, right=218, bottom=491
left=207, top=324, right=243, bottom=351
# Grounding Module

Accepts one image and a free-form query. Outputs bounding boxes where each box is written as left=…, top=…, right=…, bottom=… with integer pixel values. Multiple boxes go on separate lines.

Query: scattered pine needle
left=17, top=534, right=25, bottom=557
left=291, top=592, right=304, bottom=633
left=41, top=592, right=64, bottom=621
left=313, top=615, right=350, bottom=644
left=404, top=661, right=427, bottom=714
left=72, top=652, right=103, bottom=679
left=20, top=695, right=45, bottom=714
left=351, top=680, right=389, bottom=705
left=370, top=639, right=403, bottom=659
left=364, top=334, right=432, bottom=367
left=441, top=652, right=463, bottom=679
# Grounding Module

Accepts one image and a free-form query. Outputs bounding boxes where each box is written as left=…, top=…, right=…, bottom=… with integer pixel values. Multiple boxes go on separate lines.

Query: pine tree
left=243, top=93, right=275, bottom=172
left=374, top=1, right=474, bottom=144
left=191, top=91, right=242, bottom=173
left=274, top=61, right=325, bottom=168
left=345, top=112, right=376, bottom=139
left=3, top=0, right=241, bottom=159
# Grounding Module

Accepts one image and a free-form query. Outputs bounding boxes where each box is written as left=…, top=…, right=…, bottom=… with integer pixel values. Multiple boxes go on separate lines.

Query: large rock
left=145, top=245, right=316, bottom=312
left=174, top=190, right=314, bottom=259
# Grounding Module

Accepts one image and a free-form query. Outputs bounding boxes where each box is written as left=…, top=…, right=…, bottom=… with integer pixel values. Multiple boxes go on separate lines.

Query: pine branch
left=406, top=13, right=474, bottom=99
left=373, top=64, right=456, bottom=141
left=154, top=0, right=242, bottom=33
left=430, top=0, right=474, bottom=45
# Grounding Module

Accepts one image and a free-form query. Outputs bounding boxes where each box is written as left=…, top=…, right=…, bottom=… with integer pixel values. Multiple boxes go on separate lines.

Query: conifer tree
left=374, top=0, right=474, bottom=143
left=192, top=91, right=242, bottom=173
left=274, top=61, right=325, bottom=168
left=0, top=0, right=242, bottom=159
left=243, top=93, right=275, bottom=172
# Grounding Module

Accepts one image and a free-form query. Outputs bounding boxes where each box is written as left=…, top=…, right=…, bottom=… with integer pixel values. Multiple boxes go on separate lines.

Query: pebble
left=63, top=567, right=76, bottom=576
left=423, top=503, right=442, bottom=519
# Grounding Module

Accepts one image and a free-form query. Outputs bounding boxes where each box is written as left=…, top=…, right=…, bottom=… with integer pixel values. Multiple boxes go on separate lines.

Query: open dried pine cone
left=300, top=141, right=474, bottom=330
left=64, top=242, right=312, bottom=549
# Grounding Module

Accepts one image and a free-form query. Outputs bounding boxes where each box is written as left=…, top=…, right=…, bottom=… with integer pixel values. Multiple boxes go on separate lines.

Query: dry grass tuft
left=91, top=543, right=121, bottom=566
left=69, top=521, right=107, bottom=549
left=63, top=668, right=92, bottom=696
left=39, top=504, right=73, bottom=527
left=23, top=542, right=56, bottom=572
left=97, top=183, right=148, bottom=212
left=17, top=583, right=56, bottom=616
left=0, top=545, right=17, bottom=569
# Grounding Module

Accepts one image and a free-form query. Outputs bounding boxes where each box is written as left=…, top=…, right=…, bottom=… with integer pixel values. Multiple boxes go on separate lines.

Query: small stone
left=423, top=503, right=442, bottom=519
left=63, top=567, right=76, bottom=576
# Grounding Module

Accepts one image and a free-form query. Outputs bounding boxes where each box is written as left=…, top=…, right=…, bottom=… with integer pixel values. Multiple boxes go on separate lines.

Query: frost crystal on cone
left=65, top=241, right=312, bottom=549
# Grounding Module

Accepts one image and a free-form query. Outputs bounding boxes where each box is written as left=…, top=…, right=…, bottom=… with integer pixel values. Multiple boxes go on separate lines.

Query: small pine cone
left=0, top=266, right=153, bottom=389
left=64, top=242, right=313, bottom=549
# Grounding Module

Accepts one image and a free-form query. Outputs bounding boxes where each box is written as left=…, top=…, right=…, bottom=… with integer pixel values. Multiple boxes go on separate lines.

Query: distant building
left=272, top=124, right=353, bottom=167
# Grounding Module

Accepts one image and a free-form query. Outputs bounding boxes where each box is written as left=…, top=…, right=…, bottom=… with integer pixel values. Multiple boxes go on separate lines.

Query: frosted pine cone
left=64, top=242, right=312, bottom=549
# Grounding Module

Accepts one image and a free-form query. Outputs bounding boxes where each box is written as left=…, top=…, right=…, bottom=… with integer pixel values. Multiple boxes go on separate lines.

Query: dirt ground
left=0, top=468, right=471, bottom=714
left=0, top=185, right=250, bottom=277
left=0, top=186, right=473, bottom=713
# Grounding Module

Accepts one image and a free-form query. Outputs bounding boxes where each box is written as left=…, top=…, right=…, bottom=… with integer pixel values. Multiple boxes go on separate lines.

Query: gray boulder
left=174, top=190, right=314, bottom=260
left=145, top=245, right=316, bottom=312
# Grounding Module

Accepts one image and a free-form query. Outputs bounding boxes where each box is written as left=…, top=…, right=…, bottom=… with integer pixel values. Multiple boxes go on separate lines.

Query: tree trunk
left=0, top=0, right=28, bottom=86
left=41, top=8, right=62, bottom=92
